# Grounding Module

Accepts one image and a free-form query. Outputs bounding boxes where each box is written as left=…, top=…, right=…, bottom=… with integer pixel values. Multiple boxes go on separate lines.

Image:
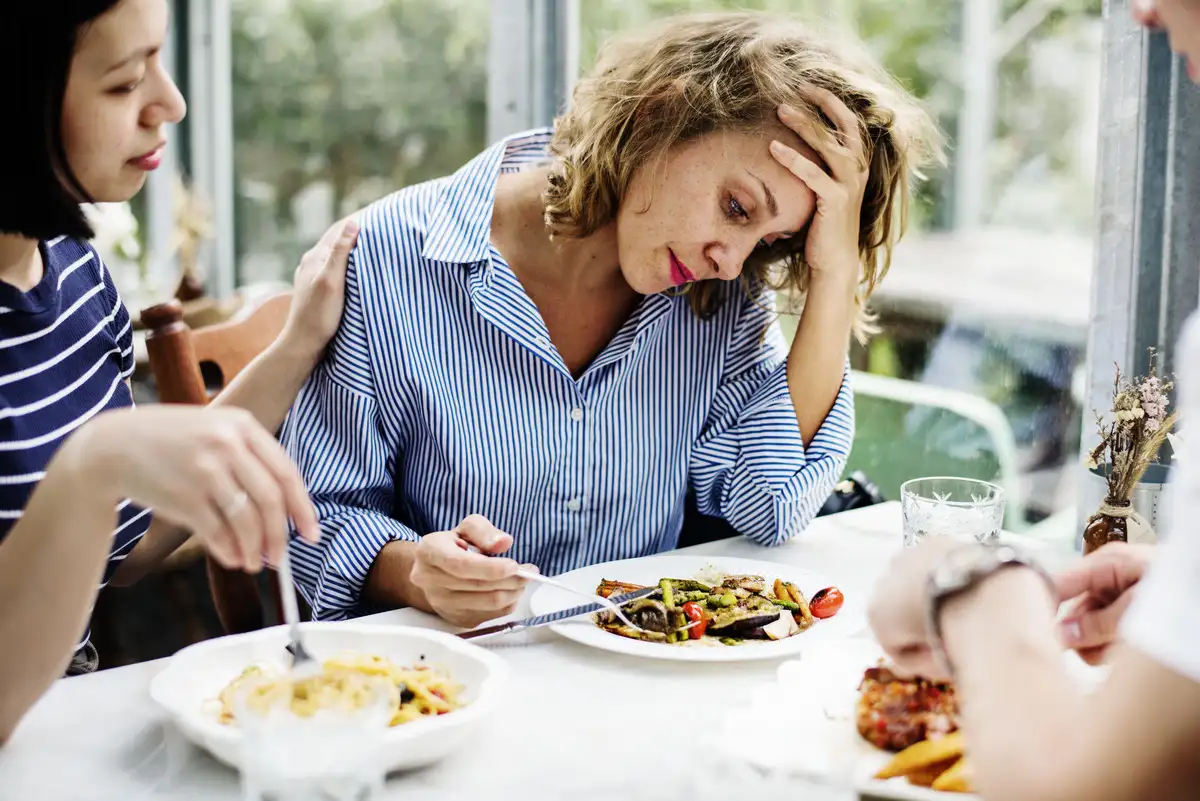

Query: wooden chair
left=139, top=293, right=296, bottom=635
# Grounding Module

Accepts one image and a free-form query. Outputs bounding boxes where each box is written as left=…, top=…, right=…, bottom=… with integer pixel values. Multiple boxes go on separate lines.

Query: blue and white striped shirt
left=0, top=236, right=149, bottom=649
left=281, top=129, right=854, bottom=621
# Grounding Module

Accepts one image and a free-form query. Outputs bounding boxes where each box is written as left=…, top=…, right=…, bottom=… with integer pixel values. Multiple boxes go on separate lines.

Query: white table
left=0, top=503, right=1076, bottom=801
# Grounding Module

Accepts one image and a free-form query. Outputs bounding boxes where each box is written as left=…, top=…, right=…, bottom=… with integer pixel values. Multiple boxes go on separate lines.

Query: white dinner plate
left=719, top=639, right=1108, bottom=800
left=149, top=623, right=509, bottom=774
left=526, top=553, right=861, bottom=663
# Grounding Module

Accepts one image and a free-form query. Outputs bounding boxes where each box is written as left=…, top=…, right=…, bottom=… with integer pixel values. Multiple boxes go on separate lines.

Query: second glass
left=900, top=477, right=1005, bottom=547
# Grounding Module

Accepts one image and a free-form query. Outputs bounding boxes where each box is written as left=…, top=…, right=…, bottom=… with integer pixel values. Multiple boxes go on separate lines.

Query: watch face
left=931, top=543, right=998, bottom=589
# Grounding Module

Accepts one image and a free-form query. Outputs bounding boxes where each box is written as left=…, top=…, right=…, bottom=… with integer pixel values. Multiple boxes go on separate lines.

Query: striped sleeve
left=95, top=251, right=135, bottom=379
left=280, top=248, right=419, bottom=621
left=688, top=285, right=854, bottom=546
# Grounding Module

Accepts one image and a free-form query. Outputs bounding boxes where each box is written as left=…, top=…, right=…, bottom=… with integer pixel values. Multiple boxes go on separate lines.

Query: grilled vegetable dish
left=593, top=574, right=842, bottom=645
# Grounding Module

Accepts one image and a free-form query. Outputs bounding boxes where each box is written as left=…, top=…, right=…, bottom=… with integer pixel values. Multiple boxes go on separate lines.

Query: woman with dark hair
left=0, top=0, right=354, bottom=744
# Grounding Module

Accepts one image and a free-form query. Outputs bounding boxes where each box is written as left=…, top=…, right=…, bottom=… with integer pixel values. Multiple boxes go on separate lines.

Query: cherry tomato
left=682, top=601, right=708, bottom=639
left=810, top=587, right=844, bottom=619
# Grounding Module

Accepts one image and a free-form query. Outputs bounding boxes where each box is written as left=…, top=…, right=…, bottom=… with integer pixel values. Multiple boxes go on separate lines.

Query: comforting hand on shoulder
left=280, top=217, right=360, bottom=359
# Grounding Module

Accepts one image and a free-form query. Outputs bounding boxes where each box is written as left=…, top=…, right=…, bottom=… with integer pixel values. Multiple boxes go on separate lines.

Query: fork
left=515, top=568, right=645, bottom=630
left=276, top=545, right=319, bottom=675
left=459, top=541, right=643, bottom=629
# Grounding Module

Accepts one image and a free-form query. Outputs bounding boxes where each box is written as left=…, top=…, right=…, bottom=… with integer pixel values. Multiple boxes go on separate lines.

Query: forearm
left=113, top=339, right=322, bottom=585
left=107, top=518, right=191, bottom=587
left=362, top=540, right=432, bottom=613
left=786, top=275, right=855, bottom=445
left=940, top=569, right=1098, bottom=801
left=211, top=337, right=321, bottom=435
left=0, top=446, right=118, bottom=743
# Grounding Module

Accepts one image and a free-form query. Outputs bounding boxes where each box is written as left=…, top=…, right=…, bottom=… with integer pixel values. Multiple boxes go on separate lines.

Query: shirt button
left=570, top=407, right=584, bottom=422
left=534, top=336, right=549, bottom=347
left=566, top=498, right=582, bottom=512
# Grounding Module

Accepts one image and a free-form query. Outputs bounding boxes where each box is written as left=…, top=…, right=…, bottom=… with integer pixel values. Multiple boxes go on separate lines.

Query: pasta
left=216, top=653, right=464, bottom=727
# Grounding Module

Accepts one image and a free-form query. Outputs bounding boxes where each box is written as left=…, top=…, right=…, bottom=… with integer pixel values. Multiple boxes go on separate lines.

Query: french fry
left=931, top=756, right=974, bottom=793
left=906, top=759, right=960, bottom=788
left=874, top=732, right=966, bottom=780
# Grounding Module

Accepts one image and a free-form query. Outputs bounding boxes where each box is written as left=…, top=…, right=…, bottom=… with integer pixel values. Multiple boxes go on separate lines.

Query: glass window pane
left=231, top=0, right=489, bottom=286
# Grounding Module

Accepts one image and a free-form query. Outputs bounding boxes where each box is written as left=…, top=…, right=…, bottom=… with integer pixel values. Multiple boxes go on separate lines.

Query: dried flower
left=1089, top=349, right=1178, bottom=505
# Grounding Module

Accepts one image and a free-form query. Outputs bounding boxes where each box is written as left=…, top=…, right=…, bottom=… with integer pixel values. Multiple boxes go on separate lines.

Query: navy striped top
left=280, top=129, right=855, bottom=621
left=0, top=236, right=149, bottom=649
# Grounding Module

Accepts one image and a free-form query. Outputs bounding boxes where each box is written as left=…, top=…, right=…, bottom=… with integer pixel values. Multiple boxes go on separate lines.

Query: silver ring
left=220, top=490, right=249, bottom=520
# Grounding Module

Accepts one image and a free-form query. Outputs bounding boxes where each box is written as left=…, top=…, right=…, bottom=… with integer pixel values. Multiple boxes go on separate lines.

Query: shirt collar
left=421, top=128, right=553, bottom=265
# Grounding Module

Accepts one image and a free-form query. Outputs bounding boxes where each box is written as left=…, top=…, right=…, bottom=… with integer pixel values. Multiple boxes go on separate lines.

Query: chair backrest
left=139, top=293, right=293, bottom=635
left=141, top=294, right=292, bottom=405
left=847, top=370, right=1027, bottom=530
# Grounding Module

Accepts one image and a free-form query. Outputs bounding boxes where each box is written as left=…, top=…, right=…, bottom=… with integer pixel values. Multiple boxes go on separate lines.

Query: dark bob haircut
left=1, top=3, right=126, bottom=242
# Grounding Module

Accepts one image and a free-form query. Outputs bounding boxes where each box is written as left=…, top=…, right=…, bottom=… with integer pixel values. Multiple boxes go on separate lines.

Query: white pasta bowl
left=149, top=622, right=509, bottom=774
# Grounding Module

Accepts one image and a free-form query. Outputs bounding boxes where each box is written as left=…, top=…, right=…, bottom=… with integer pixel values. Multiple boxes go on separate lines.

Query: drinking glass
left=232, top=670, right=394, bottom=801
left=900, top=477, right=1005, bottom=547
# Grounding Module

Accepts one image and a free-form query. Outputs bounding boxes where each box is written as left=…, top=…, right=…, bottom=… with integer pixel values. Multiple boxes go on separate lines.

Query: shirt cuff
left=290, top=507, right=419, bottom=621
left=736, top=361, right=855, bottom=503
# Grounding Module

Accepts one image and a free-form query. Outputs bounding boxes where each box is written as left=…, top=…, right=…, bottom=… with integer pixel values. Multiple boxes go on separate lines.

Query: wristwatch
left=924, top=543, right=1055, bottom=677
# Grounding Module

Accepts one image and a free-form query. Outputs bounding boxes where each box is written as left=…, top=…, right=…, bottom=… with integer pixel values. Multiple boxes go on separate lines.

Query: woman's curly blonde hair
left=544, top=12, right=944, bottom=342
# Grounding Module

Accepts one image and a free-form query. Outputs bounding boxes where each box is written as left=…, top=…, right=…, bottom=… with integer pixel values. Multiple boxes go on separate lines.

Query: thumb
left=456, top=515, right=513, bottom=555
left=327, top=218, right=360, bottom=264
left=1060, top=591, right=1134, bottom=651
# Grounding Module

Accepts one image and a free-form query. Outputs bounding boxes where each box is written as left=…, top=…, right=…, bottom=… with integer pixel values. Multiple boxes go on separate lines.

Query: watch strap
left=924, top=543, right=1056, bottom=678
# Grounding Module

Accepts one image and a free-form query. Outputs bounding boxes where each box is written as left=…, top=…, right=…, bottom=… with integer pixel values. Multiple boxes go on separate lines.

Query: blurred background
left=98, top=0, right=1184, bottom=666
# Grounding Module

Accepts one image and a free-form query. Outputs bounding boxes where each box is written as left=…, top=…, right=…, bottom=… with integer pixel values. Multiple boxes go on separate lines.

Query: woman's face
left=615, top=123, right=820, bottom=295
left=62, top=0, right=187, bottom=203
left=1137, top=1, right=1200, bottom=81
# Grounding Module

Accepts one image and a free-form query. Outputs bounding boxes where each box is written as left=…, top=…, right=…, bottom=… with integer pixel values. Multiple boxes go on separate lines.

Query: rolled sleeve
left=689, top=288, right=854, bottom=546
left=280, top=249, right=414, bottom=621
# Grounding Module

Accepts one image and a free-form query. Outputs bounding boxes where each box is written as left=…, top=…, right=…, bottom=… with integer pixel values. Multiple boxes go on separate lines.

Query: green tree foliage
left=229, top=0, right=1102, bottom=278
left=231, top=0, right=489, bottom=228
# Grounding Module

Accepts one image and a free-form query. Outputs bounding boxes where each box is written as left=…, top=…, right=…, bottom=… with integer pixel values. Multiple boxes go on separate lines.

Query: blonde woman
left=281, top=12, right=942, bottom=627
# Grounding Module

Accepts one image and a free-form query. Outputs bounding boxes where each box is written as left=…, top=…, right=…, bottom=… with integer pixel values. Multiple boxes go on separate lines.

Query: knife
left=457, top=586, right=658, bottom=640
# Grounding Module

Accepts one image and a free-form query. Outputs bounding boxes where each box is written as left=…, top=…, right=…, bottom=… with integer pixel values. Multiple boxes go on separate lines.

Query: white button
left=570, top=407, right=584, bottom=422
left=566, top=498, right=582, bottom=512
left=629, top=343, right=639, bottom=356
left=534, top=336, right=549, bottom=347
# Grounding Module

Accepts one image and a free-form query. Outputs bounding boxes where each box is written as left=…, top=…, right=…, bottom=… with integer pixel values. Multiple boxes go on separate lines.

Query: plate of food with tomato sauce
left=526, top=554, right=857, bottom=662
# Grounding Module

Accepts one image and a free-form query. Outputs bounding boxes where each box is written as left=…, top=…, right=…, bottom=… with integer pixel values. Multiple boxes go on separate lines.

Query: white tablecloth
left=0, top=503, right=1076, bottom=800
